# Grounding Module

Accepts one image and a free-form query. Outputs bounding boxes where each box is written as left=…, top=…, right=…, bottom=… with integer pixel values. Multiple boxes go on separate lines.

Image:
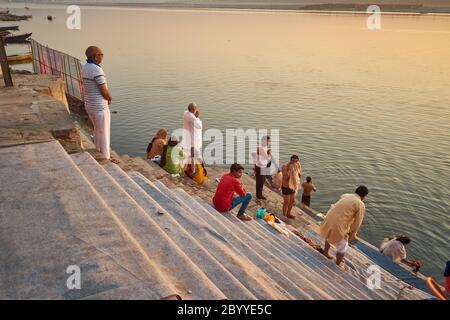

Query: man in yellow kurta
left=319, top=186, right=369, bottom=267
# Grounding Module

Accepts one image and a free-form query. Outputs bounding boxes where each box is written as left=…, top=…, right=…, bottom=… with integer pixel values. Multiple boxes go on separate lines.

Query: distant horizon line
left=2, top=1, right=450, bottom=16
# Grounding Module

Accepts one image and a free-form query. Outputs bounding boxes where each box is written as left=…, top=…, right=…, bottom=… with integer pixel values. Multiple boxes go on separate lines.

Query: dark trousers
left=255, top=166, right=266, bottom=198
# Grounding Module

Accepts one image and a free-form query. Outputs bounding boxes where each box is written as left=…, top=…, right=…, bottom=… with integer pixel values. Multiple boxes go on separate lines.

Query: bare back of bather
left=302, top=181, right=316, bottom=197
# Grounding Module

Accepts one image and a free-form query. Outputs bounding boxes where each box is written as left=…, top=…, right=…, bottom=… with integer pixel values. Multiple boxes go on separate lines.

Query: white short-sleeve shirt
left=82, top=62, right=108, bottom=112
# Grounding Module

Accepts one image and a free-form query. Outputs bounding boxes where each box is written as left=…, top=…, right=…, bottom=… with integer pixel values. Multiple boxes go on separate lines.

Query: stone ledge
left=0, top=75, right=82, bottom=153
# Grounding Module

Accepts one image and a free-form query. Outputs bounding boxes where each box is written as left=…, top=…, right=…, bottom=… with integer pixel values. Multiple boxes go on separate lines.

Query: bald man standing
left=82, top=46, right=113, bottom=159
left=182, top=103, right=203, bottom=163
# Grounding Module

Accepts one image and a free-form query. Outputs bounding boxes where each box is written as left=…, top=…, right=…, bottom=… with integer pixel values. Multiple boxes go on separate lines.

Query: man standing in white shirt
left=82, top=46, right=113, bottom=160
left=255, top=135, right=271, bottom=200
left=182, top=103, right=203, bottom=164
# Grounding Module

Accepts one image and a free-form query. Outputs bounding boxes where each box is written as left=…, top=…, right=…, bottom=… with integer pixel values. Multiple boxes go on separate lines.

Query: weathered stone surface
left=0, top=78, right=81, bottom=153
left=0, top=141, right=177, bottom=300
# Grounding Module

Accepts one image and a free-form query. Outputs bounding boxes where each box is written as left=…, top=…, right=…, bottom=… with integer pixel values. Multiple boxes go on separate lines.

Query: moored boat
left=4, top=32, right=32, bottom=44
left=0, top=25, right=19, bottom=32
left=7, top=53, right=32, bottom=65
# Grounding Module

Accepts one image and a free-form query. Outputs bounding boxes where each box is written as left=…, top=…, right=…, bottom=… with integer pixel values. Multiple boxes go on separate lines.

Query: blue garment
left=86, top=58, right=101, bottom=67
left=230, top=192, right=252, bottom=216
left=444, top=261, right=450, bottom=277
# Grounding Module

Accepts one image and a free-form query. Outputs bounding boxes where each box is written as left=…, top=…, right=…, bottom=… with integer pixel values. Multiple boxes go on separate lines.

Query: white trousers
left=87, top=108, right=111, bottom=159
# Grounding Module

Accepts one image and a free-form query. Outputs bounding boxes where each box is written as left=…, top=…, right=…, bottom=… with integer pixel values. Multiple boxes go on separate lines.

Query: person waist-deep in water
left=213, top=163, right=253, bottom=221
left=301, top=176, right=317, bottom=207
left=82, top=46, right=113, bottom=160
left=319, top=185, right=369, bottom=268
left=160, top=136, right=186, bottom=176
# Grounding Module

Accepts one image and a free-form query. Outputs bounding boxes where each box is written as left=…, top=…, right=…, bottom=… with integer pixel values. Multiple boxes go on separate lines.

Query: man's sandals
left=237, top=214, right=253, bottom=221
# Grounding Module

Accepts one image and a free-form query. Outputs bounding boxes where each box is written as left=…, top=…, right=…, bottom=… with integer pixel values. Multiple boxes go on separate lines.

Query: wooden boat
left=4, top=32, right=32, bottom=44
left=7, top=53, right=32, bottom=65
left=0, top=25, right=19, bottom=32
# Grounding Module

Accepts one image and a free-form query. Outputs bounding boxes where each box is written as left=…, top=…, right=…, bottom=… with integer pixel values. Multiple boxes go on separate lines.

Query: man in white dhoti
left=82, top=46, right=113, bottom=160
left=319, top=186, right=369, bottom=268
left=182, top=103, right=203, bottom=164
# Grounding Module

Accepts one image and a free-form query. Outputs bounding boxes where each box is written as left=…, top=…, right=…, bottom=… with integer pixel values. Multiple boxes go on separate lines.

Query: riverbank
left=67, top=1, right=450, bottom=15
left=1, top=70, right=439, bottom=299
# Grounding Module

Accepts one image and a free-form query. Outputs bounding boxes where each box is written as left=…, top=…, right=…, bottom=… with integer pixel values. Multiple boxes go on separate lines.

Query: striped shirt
left=82, top=62, right=108, bottom=112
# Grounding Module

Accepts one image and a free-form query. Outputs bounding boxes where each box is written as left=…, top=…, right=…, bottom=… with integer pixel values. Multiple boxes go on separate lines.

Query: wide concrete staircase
left=0, top=141, right=433, bottom=300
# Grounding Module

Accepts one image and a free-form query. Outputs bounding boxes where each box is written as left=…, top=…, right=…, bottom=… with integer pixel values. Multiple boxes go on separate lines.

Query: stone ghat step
left=153, top=180, right=324, bottom=300
left=293, top=224, right=433, bottom=300
left=169, top=186, right=382, bottom=300
left=71, top=152, right=226, bottom=300
left=160, top=183, right=348, bottom=300
left=154, top=180, right=348, bottom=299
left=188, top=189, right=389, bottom=300
left=129, top=171, right=296, bottom=300
left=199, top=168, right=427, bottom=300
left=185, top=194, right=381, bottom=300
left=0, top=141, right=176, bottom=299
left=102, top=163, right=257, bottom=300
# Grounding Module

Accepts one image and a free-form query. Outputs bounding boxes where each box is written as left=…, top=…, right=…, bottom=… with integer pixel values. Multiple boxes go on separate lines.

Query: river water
left=2, top=3, right=449, bottom=283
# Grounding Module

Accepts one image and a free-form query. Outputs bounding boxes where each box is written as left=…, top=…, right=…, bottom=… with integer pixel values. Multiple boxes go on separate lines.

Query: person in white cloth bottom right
left=82, top=46, right=113, bottom=160
left=379, top=234, right=416, bottom=267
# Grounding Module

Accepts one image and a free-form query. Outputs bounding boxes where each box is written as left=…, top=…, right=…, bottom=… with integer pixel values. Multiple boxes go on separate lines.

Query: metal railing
left=30, top=39, right=84, bottom=101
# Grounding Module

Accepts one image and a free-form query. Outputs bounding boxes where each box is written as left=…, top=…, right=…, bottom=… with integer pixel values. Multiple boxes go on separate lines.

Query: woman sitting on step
left=146, top=128, right=168, bottom=163
left=160, top=136, right=186, bottom=177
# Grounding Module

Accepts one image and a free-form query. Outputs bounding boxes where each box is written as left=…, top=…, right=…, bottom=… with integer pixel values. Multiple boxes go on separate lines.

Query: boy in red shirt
left=213, top=163, right=253, bottom=221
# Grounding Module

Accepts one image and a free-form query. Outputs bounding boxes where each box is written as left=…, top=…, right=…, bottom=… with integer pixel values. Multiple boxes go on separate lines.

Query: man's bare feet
left=286, top=213, right=296, bottom=219
left=337, top=262, right=349, bottom=272
left=322, top=252, right=333, bottom=260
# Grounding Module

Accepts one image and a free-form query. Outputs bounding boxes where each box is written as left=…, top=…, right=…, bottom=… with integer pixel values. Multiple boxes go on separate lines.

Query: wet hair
left=306, top=176, right=312, bottom=183
left=290, top=155, right=299, bottom=161
left=230, top=163, right=244, bottom=173
left=262, top=135, right=270, bottom=142
left=355, top=185, right=369, bottom=198
left=396, top=235, right=411, bottom=245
